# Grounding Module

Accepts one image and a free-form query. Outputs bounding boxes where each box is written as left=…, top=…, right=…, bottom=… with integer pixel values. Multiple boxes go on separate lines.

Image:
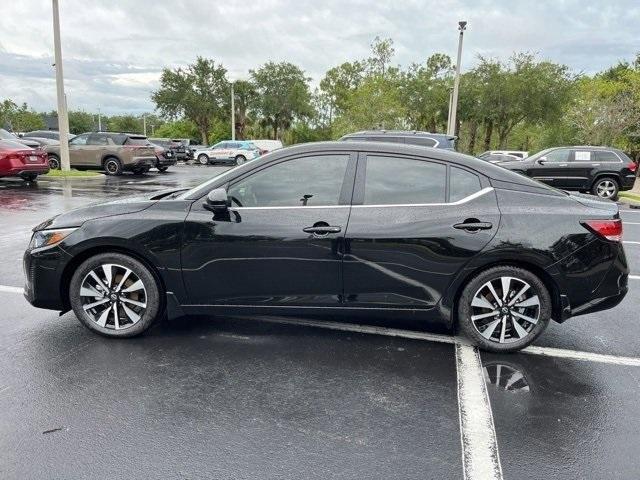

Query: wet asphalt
left=0, top=165, right=639, bottom=479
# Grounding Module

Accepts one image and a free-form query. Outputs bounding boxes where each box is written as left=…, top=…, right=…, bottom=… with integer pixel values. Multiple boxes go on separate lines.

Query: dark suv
left=340, top=130, right=456, bottom=150
left=498, top=146, right=637, bottom=199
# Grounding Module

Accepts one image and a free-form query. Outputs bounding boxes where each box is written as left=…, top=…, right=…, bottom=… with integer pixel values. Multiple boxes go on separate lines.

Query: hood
left=33, top=188, right=185, bottom=231
left=567, top=191, right=619, bottom=214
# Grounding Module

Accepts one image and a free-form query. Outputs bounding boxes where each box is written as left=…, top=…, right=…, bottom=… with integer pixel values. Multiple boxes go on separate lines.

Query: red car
left=0, top=140, right=49, bottom=182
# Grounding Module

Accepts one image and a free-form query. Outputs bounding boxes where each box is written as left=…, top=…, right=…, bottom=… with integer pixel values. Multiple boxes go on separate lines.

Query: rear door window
left=363, top=156, right=447, bottom=205
left=573, top=150, right=592, bottom=162
left=450, top=167, right=482, bottom=202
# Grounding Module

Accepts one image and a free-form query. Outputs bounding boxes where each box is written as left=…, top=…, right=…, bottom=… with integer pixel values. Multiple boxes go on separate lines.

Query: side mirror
left=203, top=188, right=229, bottom=213
left=536, top=157, right=547, bottom=165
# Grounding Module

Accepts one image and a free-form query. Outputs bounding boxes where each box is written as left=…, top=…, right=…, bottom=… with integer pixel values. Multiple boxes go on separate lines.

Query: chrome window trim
left=230, top=187, right=494, bottom=210
left=354, top=186, right=493, bottom=208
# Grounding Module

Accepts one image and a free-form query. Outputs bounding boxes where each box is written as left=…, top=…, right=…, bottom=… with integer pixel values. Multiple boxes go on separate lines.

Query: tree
left=250, top=62, right=313, bottom=140
left=67, top=111, right=96, bottom=134
left=108, top=115, right=143, bottom=134
left=152, top=57, right=229, bottom=144
left=232, top=80, right=257, bottom=140
left=0, top=100, right=44, bottom=132
left=319, top=61, right=366, bottom=121
left=368, top=36, right=395, bottom=77
left=153, top=119, right=200, bottom=141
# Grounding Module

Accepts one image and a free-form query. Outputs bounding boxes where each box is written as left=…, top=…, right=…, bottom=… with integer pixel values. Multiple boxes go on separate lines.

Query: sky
left=0, top=0, right=638, bottom=115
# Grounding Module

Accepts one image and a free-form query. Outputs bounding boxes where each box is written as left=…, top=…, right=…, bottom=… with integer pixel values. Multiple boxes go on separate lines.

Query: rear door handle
left=303, top=225, right=341, bottom=235
left=453, top=222, right=493, bottom=231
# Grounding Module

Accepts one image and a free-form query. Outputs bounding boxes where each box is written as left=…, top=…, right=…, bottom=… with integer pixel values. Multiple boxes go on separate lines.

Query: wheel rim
left=79, top=263, right=147, bottom=331
left=470, top=276, right=540, bottom=344
left=49, top=157, right=60, bottom=169
left=106, top=161, right=118, bottom=174
left=198, top=155, right=208, bottom=165
left=596, top=180, right=616, bottom=198
left=236, top=156, right=245, bottom=165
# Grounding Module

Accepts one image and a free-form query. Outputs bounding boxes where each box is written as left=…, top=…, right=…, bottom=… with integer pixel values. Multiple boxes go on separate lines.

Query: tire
left=457, top=266, right=551, bottom=352
left=69, top=253, right=163, bottom=338
left=235, top=155, right=246, bottom=165
left=157, top=166, right=169, bottom=173
left=591, top=177, right=619, bottom=200
left=104, top=157, right=123, bottom=176
left=197, top=154, right=210, bottom=165
left=21, top=173, right=38, bottom=182
left=48, top=154, right=60, bottom=170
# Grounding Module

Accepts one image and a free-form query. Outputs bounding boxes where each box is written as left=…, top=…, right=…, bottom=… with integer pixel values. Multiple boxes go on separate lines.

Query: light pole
left=97, top=107, right=102, bottom=132
left=143, top=114, right=147, bottom=136
left=52, top=0, right=71, bottom=170
left=447, top=20, right=467, bottom=137
left=231, top=82, right=235, bottom=141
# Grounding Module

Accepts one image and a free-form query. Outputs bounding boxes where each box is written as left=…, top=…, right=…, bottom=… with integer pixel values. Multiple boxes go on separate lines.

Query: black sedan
left=23, top=142, right=628, bottom=352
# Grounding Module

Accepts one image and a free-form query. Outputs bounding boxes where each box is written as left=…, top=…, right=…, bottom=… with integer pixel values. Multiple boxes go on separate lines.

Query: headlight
left=29, top=228, right=77, bottom=251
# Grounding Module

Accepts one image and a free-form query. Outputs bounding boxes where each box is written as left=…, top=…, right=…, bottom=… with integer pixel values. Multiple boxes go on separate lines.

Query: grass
left=619, top=191, right=640, bottom=202
left=43, top=169, right=102, bottom=178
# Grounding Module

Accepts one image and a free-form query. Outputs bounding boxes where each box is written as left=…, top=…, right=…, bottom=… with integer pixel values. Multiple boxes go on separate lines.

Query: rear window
left=450, top=167, right=481, bottom=202
left=405, top=137, right=437, bottom=148
left=125, top=137, right=149, bottom=146
left=596, top=150, right=621, bottom=162
left=0, top=140, right=31, bottom=150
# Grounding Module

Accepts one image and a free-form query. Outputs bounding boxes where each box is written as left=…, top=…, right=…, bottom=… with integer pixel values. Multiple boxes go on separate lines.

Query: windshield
left=526, top=148, right=555, bottom=162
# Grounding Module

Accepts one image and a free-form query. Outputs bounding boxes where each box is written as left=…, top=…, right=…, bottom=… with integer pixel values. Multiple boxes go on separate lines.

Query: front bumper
left=23, top=245, right=70, bottom=311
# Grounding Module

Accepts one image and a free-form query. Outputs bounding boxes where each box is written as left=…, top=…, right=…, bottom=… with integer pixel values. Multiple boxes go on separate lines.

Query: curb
left=40, top=174, right=106, bottom=182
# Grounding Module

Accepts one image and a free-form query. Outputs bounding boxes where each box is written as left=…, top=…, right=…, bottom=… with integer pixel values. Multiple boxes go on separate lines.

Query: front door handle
left=453, top=221, right=493, bottom=232
left=303, top=225, right=341, bottom=235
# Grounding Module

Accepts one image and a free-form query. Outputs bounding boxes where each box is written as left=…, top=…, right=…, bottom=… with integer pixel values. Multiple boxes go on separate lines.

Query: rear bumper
left=125, top=157, right=155, bottom=170
left=156, top=156, right=177, bottom=167
left=0, top=165, right=49, bottom=177
left=620, top=174, right=637, bottom=190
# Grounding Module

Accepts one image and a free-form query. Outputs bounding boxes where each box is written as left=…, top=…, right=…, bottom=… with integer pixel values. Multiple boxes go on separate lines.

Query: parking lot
left=1, top=165, right=639, bottom=479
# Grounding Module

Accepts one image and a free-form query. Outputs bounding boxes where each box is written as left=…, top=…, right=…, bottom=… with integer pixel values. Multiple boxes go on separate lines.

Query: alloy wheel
left=79, top=263, right=147, bottom=330
left=596, top=180, right=616, bottom=199
left=48, top=157, right=60, bottom=169
left=105, top=160, right=119, bottom=174
left=470, top=276, right=540, bottom=344
left=198, top=154, right=209, bottom=165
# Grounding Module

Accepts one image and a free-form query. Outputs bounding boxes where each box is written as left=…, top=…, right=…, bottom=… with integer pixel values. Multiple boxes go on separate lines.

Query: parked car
left=21, top=137, right=60, bottom=148
left=146, top=141, right=176, bottom=172
left=340, top=130, right=456, bottom=150
left=24, top=141, right=628, bottom=353
left=250, top=139, right=284, bottom=155
left=478, top=152, right=521, bottom=164
left=498, top=146, right=637, bottom=200
left=0, top=128, right=41, bottom=149
left=0, top=139, right=49, bottom=181
left=479, top=150, right=529, bottom=159
left=148, top=138, right=188, bottom=161
left=193, top=141, right=260, bottom=165
left=45, top=132, right=156, bottom=175
left=21, top=130, right=75, bottom=141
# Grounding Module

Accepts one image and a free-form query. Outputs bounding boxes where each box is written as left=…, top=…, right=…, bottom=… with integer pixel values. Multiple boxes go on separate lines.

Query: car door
left=527, top=148, right=574, bottom=188
left=569, top=149, right=596, bottom=190
left=67, top=133, right=91, bottom=165
left=181, top=152, right=357, bottom=307
left=342, top=153, right=500, bottom=310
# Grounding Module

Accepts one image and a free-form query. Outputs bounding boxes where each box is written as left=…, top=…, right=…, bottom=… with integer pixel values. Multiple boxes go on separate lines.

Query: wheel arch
left=590, top=172, right=622, bottom=189
left=101, top=154, right=122, bottom=166
left=60, top=245, right=167, bottom=312
left=446, top=259, right=563, bottom=332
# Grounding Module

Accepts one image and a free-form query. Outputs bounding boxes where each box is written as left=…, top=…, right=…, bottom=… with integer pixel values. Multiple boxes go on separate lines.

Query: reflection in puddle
left=483, top=361, right=530, bottom=393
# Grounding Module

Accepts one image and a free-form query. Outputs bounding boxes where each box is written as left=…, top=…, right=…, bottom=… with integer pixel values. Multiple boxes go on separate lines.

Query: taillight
left=582, top=219, right=623, bottom=242
left=627, top=161, right=637, bottom=173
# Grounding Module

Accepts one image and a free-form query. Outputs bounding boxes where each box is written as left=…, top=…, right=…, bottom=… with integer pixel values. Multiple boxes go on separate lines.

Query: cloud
left=0, top=0, right=638, bottom=114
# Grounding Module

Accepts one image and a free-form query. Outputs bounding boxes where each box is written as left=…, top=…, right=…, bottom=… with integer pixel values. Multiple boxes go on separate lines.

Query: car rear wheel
left=198, top=154, right=210, bottom=165
left=69, top=253, right=163, bottom=338
left=235, top=155, right=246, bottom=165
left=48, top=154, right=60, bottom=170
left=104, top=158, right=123, bottom=175
left=458, top=266, right=551, bottom=352
left=592, top=177, right=619, bottom=200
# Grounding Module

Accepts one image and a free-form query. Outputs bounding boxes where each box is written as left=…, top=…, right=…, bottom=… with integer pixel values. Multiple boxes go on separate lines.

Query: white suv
left=194, top=141, right=260, bottom=166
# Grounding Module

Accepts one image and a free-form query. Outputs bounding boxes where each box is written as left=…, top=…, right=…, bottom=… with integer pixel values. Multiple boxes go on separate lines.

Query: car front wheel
left=197, top=154, right=210, bottom=165
left=458, top=266, right=551, bottom=352
left=592, top=177, right=619, bottom=200
left=69, top=253, right=163, bottom=338
left=235, top=155, right=246, bottom=165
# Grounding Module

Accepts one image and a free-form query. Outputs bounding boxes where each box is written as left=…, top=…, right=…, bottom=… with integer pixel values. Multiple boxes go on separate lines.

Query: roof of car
left=341, top=130, right=455, bottom=139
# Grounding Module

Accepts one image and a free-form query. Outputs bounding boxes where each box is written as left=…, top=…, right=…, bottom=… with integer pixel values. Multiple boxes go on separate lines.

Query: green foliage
left=250, top=61, right=313, bottom=140
left=107, top=115, right=143, bottom=134
left=67, top=111, right=96, bottom=134
left=153, top=119, right=200, bottom=141
left=0, top=99, right=45, bottom=132
left=152, top=57, right=229, bottom=144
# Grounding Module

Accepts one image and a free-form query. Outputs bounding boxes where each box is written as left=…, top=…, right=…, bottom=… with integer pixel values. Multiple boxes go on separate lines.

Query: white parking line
left=0, top=285, right=24, bottom=294
left=631, top=275, right=640, bottom=280
left=624, top=222, right=640, bottom=225
left=624, top=241, right=640, bottom=245
left=456, top=344, right=503, bottom=480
